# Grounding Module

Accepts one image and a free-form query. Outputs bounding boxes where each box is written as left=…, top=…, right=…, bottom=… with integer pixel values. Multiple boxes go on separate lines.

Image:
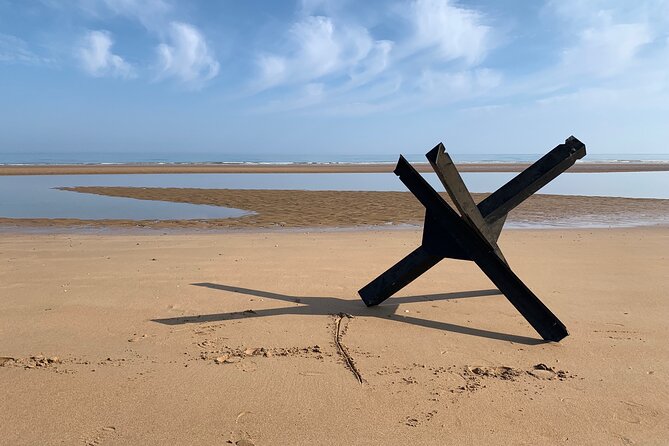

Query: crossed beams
left=358, top=136, right=586, bottom=342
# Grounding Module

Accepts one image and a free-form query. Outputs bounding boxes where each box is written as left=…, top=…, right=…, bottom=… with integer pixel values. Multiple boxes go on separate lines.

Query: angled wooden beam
left=358, top=246, right=442, bottom=307
left=426, top=144, right=489, bottom=237
left=426, top=143, right=506, bottom=262
left=479, top=136, right=586, bottom=225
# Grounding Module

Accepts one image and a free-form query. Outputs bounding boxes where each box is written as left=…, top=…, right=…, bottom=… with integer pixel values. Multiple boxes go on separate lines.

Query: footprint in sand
left=614, top=400, right=660, bottom=425
left=527, top=363, right=571, bottom=380
left=228, top=411, right=257, bottom=446
left=127, top=334, right=147, bottom=343
left=0, top=356, right=15, bottom=366
left=82, top=426, right=117, bottom=445
left=528, top=368, right=556, bottom=380
left=403, top=410, right=438, bottom=427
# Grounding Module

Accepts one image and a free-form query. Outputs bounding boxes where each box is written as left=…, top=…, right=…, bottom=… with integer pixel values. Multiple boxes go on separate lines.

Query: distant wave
left=1, top=152, right=669, bottom=166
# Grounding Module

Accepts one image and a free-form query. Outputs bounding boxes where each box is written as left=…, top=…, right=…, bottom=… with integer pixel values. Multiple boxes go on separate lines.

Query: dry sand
left=1, top=162, right=668, bottom=175
left=2, top=187, right=667, bottom=231
left=1, top=227, right=668, bottom=445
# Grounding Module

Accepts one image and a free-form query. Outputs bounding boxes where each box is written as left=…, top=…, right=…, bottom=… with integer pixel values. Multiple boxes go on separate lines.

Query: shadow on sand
left=151, top=283, right=546, bottom=345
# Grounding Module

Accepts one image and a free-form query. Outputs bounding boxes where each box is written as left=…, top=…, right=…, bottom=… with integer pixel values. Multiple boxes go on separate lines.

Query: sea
left=2, top=152, right=669, bottom=165
left=0, top=152, right=668, bottom=227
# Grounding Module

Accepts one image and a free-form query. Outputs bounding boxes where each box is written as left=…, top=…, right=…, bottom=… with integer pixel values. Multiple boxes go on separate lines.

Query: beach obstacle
left=358, top=136, right=586, bottom=342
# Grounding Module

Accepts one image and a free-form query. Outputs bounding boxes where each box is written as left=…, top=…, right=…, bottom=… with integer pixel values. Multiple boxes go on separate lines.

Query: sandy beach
left=1, top=163, right=668, bottom=445
left=1, top=227, right=667, bottom=445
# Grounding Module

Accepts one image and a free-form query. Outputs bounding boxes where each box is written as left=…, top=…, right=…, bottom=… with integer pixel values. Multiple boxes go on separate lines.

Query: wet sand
left=1, top=162, right=668, bottom=175
left=1, top=227, right=668, bottom=444
left=1, top=187, right=666, bottom=231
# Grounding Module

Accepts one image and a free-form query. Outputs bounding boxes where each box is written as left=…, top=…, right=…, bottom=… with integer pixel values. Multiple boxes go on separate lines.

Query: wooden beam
left=426, top=143, right=506, bottom=261
left=358, top=246, right=442, bottom=307
left=479, top=136, right=586, bottom=225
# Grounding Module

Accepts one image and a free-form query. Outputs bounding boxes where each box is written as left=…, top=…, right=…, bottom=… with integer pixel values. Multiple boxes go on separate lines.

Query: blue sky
left=1, top=0, right=668, bottom=155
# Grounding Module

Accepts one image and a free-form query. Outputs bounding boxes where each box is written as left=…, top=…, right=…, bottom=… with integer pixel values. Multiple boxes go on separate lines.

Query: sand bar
left=2, top=187, right=667, bottom=231
left=1, top=162, right=669, bottom=175
left=1, top=227, right=667, bottom=444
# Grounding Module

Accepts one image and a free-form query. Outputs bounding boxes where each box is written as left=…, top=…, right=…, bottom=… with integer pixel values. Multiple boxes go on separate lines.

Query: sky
left=1, top=0, right=668, bottom=156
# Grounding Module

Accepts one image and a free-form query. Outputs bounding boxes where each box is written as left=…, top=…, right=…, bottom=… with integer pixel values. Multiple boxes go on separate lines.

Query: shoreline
left=2, top=222, right=669, bottom=237
left=2, top=161, right=669, bottom=175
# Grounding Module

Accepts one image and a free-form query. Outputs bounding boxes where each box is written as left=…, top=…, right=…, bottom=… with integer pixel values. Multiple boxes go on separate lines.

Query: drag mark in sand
left=333, top=312, right=363, bottom=384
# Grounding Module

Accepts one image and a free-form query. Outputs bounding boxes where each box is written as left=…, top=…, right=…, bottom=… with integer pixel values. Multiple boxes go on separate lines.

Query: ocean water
left=1, top=149, right=668, bottom=225
left=0, top=172, right=667, bottom=223
left=2, top=152, right=669, bottom=165
left=0, top=175, right=250, bottom=220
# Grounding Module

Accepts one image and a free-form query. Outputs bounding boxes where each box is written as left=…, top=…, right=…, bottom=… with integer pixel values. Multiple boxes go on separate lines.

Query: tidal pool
left=0, top=171, right=667, bottom=220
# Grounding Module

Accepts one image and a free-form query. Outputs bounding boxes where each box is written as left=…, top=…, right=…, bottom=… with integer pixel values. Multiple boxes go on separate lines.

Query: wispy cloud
left=256, top=15, right=391, bottom=90
left=423, top=0, right=669, bottom=110
left=550, top=2, right=657, bottom=79
left=81, top=0, right=171, bottom=31
left=252, top=0, right=496, bottom=113
left=561, top=23, right=652, bottom=77
left=77, top=30, right=134, bottom=78
left=156, top=22, right=219, bottom=87
left=406, top=0, right=491, bottom=65
left=0, top=33, right=50, bottom=65
left=299, top=0, right=341, bottom=16
left=418, top=68, right=501, bottom=99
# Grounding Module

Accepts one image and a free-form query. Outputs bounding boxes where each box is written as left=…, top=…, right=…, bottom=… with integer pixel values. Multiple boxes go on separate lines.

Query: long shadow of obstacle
left=151, top=283, right=546, bottom=345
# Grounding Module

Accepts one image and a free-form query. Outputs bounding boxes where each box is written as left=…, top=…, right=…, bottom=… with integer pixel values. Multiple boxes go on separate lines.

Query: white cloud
left=348, top=40, right=394, bottom=85
left=408, top=0, right=491, bottom=65
left=480, top=1, right=668, bottom=106
left=156, top=22, right=219, bottom=87
left=256, top=16, right=391, bottom=90
left=77, top=30, right=134, bottom=78
left=288, top=16, right=342, bottom=77
left=256, top=55, right=287, bottom=85
left=545, top=1, right=665, bottom=77
left=79, top=2, right=218, bottom=88
left=555, top=2, right=657, bottom=77
left=560, top=21, right=653, bottom=77
left=251, top=1, right=498, bottom=113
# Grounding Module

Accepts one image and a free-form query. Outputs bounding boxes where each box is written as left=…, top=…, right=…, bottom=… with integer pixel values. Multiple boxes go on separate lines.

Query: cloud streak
left=252, top=0, right=496, bottom=113
left=84, top=0, right=172, bottom=31
left=0, top=33, right=52, bottom=65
